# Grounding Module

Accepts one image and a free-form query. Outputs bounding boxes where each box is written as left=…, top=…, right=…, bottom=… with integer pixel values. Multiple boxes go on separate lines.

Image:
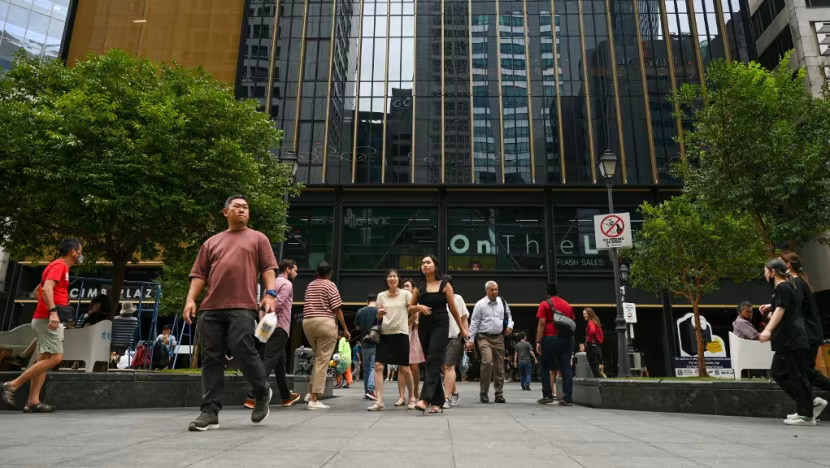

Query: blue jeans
left=540, top=335, right=574, bottom=402
left=361, top=345, right=376, bottom=393
left=519, top=360, right=533, bottom=388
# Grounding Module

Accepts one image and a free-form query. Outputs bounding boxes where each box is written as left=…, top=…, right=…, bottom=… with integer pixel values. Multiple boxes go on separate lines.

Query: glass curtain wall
left=250, top=0, right=754, bottom=186
left=0, top=0, right=69, bottom=70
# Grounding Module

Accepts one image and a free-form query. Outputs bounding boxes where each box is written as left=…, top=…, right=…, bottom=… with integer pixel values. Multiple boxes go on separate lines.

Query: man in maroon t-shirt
left=534, top=283, right=575, bottom=405
left=2, top=239, right=82, bottom=412
left=184, top=195, right=278, bottom=431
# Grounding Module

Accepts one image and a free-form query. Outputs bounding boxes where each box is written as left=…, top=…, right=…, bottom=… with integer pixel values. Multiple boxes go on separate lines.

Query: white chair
left=61, top=321, right=113, bottom=372
left=0, top=324, right=35, bottom=356
left=729, top=331, right=774, bottom=380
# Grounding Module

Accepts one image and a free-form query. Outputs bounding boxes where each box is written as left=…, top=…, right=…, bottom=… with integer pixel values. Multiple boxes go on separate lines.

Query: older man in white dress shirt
left=466, top=281, right=513, bottom=403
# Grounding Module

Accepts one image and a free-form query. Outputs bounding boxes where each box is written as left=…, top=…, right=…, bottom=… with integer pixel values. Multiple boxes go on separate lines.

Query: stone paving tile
left=1, top=382, right=829, bottom=467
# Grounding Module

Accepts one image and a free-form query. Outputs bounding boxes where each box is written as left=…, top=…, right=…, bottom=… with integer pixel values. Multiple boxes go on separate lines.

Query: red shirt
left=586, top=321, right=604, bottom=344
left=536, top=296, right=574, bottom=337
left=34, top=259, right=71, bottom=319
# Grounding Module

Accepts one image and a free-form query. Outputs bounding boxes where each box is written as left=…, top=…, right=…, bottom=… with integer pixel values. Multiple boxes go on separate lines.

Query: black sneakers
left=494, top=395, right=506, bottom=404
left=480, top=392, right=489, bottom=403
left=252, top=388, right=272, bottom=423
left=537, top=397, right=554, bottom=404
left=188, top=412, right=220, bottom=431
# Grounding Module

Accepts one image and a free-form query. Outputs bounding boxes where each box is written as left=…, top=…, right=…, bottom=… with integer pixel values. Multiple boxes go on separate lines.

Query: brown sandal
left=23, top=402, right=54, bottom=413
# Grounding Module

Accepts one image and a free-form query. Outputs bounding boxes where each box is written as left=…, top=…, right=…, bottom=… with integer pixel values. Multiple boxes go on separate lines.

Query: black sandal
left=413, top=404, right=427, bottom=414
left=23, top=402, right=54, bottom=413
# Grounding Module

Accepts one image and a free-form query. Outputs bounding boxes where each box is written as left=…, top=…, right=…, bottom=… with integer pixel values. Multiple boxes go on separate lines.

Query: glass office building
left=0, top=0, right=70, bottom=70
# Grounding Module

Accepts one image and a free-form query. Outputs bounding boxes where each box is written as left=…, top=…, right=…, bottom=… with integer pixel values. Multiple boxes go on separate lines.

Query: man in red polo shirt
left=535, top=283, right=575, bottom=406
left=1, top=239, right=82, bottom=413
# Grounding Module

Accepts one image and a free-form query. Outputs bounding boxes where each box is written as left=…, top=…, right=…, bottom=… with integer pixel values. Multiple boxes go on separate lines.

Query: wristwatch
left=265, top=289, right=278, bottom=298
left=49, top=307, right=58, bottom=313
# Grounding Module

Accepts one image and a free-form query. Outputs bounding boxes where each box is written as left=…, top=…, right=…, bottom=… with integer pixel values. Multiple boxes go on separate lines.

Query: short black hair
left=546, top=283, right=559, bottom=296
left=367, top=293, right=377, bottom=302
left=737, top=301, right=752, bottom=313
left=58, top=238, right=81, bottom=256
left=224, top=194, right=248, bottom=209
left=90, top=294, right=110, bottom=315
left=279, top=259, right=297, bottom=273
left=162, top=324, right=172, bottom=331
left=317, top=261, right=332, bottom=277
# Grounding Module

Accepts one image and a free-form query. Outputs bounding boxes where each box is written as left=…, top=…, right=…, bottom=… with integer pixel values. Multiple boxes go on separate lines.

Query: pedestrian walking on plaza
left=466, top=281, right=513, bottom=404
left=335, top=329, right=353, bottom=388
left=443, top=279, right=470, bottom=408
left=583, top=308, right=605, bottom=379
left=514, top=332, right=537, bottom=391
left=403, top=278, right=424, bottom=403
left=410, top=255, right=469, bottom=413
left=368, top=269, right=415, bottom=411
left=759, top=259, right=816, bottom=425
left=355, top=294, right=379, bottom=400
left=535, top=283, right=575, bottom=406
left=303, top=261, right=351, bottom=409
left=243, top=259, right=302, bottom=409
left=779, top=252, right=830, bottom=417
left=183, top=196, right=277, bottom=431
left=1, top=239, right=82, bottom=413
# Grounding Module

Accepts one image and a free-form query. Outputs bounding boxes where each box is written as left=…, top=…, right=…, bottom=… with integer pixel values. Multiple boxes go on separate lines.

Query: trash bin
left=293, top=346, right=314, bottom=376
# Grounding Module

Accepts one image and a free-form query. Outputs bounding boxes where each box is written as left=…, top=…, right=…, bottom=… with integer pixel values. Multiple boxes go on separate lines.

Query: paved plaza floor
left=1, top=381, right=828, bottom=467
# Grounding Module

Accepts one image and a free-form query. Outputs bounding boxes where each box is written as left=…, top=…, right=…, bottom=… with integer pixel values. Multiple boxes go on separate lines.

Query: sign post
left=593, top=212, right=633, bottom=250
left=623, top=302, right=637, bottom=339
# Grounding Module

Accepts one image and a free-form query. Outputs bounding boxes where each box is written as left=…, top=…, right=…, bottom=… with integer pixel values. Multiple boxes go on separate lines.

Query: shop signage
left=673, top=357, right=734, bottom=378
left=69, top=286, right=155, bottom=300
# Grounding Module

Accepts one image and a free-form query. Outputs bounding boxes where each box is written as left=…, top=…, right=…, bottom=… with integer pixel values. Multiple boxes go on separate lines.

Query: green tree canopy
left=674, top=53, right=830, bottom=253
left=0, top=49, right=299, bottom=315
left=628, top=195, right=766, bottom=376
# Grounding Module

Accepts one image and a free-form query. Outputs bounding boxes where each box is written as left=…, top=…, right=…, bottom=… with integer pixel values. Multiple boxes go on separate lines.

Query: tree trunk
left=692, top=300, right=709, bottom=377
left=110, top=258, right=128, bottom=319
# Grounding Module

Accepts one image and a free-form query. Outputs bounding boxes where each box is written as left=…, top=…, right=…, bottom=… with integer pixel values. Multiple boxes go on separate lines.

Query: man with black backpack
left=535, top=283, right=576, bottom=406
left=466, top=281, right=513, bottom=404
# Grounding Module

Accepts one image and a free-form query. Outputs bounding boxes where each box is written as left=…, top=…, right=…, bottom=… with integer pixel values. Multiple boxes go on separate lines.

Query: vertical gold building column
left=468, top=0, right=475, bottom=182
left=381, top=0, right=391, bottom=183
left=577, top=0, right=596, bottom=183
left=685, top=0, right=706, bottom=90
left=631, top=0, right=658, bottom=183
left=293, top=0, right=312, bottom=153
left=265, top=0, right=283, bottom=116
left=603, top=0, right=626, bottom=183
left=322, top=0, right=338, bottom=182
left=714, top=0, right=731, bottom=61
left=550, top=0, right=566, bottom=183
left=411, top=0, right=418, bottom=183
left=658, top=0, right=686, bottom=161
left=522, top=0, right=536, bottom=184
left=495, top=0, right=506, bottom=183
left=351, top=0, right=367, bottom=183
left=440, top=0, right=446, bottom=183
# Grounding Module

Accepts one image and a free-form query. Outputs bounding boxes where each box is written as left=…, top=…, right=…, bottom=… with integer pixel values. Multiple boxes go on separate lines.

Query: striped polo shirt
left=302, top=278, right=343, bottom=319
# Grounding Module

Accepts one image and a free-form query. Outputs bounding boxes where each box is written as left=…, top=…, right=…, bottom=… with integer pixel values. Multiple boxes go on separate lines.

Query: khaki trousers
left=478, top=334, right=505, bottom=396
left=303, top=317, right=338, bottom=394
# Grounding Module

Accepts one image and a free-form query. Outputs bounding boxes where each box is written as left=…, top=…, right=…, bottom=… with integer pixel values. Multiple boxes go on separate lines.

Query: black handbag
left=54, top=305, right=75, bottom=323
left=363, top=319, right=382, bottom=345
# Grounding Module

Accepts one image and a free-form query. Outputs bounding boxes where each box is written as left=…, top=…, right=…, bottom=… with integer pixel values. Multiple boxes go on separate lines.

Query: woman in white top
left=368, top=269, right=415, bottom=411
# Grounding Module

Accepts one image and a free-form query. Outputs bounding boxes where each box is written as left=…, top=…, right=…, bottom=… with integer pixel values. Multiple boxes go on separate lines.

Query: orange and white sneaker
left=242, top=398, right=256, bottom=409
left=282, top=392, right=302, bottom=407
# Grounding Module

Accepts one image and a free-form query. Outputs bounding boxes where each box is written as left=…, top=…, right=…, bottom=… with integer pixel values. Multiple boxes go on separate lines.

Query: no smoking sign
left=593, top=212, right=633, bottom=249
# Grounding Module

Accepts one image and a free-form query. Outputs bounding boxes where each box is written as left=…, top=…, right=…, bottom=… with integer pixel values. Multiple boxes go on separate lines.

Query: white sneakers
left=784, top=397, right=827, bottom=425
left=307, top=400, right=330, bottom=410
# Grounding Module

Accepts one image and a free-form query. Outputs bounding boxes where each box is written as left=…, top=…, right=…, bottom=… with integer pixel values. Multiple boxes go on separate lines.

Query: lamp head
left=599, top=150, right=618, bottom=181
left=280, top=150, right=299, bottom=177
left=620, top=262, right=629, bottom=282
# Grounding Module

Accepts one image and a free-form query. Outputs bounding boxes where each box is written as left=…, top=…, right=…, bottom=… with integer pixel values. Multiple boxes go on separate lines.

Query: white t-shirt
left=448, top=294, right=470, bottom=338
left=377, top=289, right=412, bottom=335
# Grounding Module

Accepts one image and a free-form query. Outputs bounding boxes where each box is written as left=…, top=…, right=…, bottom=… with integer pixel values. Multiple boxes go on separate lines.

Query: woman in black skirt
left=368, top=269, right=414, bottom=411
left=408, top=255, right=468, bottom=413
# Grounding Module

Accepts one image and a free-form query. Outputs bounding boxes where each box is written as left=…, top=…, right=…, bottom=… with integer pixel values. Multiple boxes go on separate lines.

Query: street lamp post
left=598, top=150, right=631, bottom=378
left=278, top=150, right=299, bottom=261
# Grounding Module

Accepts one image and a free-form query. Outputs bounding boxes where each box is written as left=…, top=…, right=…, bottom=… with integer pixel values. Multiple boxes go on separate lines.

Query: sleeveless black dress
left=417, top=279, right=450, bottom=406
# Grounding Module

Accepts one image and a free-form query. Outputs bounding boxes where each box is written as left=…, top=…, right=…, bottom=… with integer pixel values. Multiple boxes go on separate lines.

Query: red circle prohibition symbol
left=600, top=215, right=625, bottom=238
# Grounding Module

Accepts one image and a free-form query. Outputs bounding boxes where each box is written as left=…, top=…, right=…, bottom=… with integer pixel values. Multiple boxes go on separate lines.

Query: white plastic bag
left=255, top=313, right=277, bottom=343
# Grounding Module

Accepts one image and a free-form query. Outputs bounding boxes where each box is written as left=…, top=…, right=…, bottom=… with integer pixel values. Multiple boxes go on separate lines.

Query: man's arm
left=41, top=280, right=61, bottom=330
left=504, top=300, right=514, bottom=335
left=735, top=321, right=760, bottom=340
left=259, top=269, right=277, bottom=315
left=183, top=278, right=206, bottom=325
left=535, top=317, right=546, bottom=355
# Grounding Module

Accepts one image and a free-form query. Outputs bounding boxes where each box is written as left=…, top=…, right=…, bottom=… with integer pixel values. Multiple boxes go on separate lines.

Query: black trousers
left=248, top=328, right=291, bottom=400
left=198, top=309, right=268, bottom=414
left=807, top=346, right=830, bottom=392
left=771, top=349, right=814, bottom=418
left=586, top=343, right=603, bottom=378
left=418, top=313, right=449, bottom=407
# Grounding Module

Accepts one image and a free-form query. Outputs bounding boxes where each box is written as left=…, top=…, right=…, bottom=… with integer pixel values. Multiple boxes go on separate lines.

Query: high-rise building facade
left=0, top=0, right=71, bottom=70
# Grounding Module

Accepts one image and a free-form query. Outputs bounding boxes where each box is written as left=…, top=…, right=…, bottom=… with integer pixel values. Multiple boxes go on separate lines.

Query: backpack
left=545, top=299, right=575, bottom=337
left=152, top=340, right=170, bottom=369
left=130, top=342, right=152, bottom=369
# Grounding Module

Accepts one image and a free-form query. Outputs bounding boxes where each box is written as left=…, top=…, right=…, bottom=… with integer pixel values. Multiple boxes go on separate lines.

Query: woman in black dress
left=408, top=255, right=468, bottom=413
